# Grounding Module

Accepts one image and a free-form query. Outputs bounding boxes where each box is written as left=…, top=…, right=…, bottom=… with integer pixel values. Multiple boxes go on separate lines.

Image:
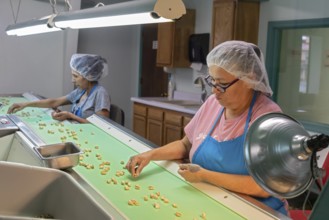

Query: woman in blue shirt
left=8, top=54, right=111, bottom=123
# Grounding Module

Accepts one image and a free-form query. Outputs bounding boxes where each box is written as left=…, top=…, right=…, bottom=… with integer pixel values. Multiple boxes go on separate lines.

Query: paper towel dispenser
left=188, top=33, right=210, bottom=65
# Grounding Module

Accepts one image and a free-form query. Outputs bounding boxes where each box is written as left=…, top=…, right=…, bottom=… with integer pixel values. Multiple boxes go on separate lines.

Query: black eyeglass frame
left=204, top=75, right=239, bottom=93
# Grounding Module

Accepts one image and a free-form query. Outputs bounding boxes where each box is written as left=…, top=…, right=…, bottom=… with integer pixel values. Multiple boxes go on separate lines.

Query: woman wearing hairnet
left=7, top=54, right=110, bottom=123
left=126, top=41, right=288, bottom=215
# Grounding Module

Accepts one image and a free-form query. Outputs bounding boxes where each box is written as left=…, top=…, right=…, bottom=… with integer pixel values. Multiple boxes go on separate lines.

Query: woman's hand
left=178, top=163, right=203, bottom=183
left=7, top=103, right=26, bottom=114
left=125, top=153, right=152, bottom=178
left=51, top=110, right=73, bottom=121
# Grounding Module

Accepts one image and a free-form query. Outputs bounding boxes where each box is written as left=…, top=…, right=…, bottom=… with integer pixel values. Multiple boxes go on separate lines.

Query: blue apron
left=192, top=92, right=287, bottom=215
left=72, top=85, right=98, bottom=118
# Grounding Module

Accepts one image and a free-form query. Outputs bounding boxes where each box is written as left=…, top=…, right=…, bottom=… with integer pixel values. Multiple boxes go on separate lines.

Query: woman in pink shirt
left=126, top=41, right=287, bottom=215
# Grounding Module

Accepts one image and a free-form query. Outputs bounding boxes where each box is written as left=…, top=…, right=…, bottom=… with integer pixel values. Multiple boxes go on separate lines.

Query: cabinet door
left=147, top=118, right=163, bottom=146
left=163, top=124, right=182, bottom=144
left=156, top=23, right=175, bottom=67
left=172, top=9, right=196, bottom=67
left=212, top=0, right=236, bottom=47
left=133, top=114, right=147, bottom=138
left=133, top=103, right=147, bottom=115
left=183, top=116, right=192, bottom=127
left=234, top=1, right=260, bottom=44
left=133, top=102, right=194, bottom=146
left=163, top=112, right=183, bottom=144
left=133, top=103, right=147, bottom=138
left=147, top=107, right=164, bottom=146
left=211, top=0, right=259, bottom=48
left=156, top=9, right=195, bottom=67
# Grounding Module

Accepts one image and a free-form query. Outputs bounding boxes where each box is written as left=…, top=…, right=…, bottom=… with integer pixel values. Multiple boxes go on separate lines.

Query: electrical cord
left=64, top=0, right=72, bottom=11
left=301, top=183, right=312, bottom=219
left=49, top=0, right=72, bottom=14
left=9, top=0, right=22, bottom=24
left=301, top=151, right=326, bottom=218
left=49, top=0, right=58, bottom=14
left=311, top=151, right=324, bottom=191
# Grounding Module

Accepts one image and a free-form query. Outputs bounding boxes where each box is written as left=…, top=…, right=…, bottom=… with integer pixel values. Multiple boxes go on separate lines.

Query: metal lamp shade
left=244, top=112, right=313, bottom=198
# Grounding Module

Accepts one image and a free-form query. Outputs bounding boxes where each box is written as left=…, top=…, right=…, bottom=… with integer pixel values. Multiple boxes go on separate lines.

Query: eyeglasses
left=204, top=75, right=239, bottom=93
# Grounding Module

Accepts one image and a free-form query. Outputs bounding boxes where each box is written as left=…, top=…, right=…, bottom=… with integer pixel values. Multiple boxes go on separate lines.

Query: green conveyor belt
left=0, top=97, right=28, bottom=115
left=1, top=96, right=247, bottom=220
left=0, top=96, right=52, bottom=121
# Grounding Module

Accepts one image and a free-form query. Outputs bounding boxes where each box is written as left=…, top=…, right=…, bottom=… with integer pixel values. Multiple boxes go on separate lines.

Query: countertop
left=131, top=97, right=202, bottom=115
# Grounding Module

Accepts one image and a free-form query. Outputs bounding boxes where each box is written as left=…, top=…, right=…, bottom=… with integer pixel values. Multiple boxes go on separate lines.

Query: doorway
left=140, top=24, right=168, bottom=97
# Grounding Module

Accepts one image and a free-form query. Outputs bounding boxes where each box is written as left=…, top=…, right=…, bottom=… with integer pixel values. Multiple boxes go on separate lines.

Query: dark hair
left=252, top=45, right=261, bottom=58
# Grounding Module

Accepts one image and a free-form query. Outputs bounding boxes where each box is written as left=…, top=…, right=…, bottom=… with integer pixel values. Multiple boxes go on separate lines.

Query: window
left=267, top=18, right=329, bottom=133
left=299, top=35, right=310, bottom=94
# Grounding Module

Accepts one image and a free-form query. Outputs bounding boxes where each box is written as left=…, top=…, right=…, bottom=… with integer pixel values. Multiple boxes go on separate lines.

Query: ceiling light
left=6, top=0, right=186, bottom=36
left=52, top=0, right=183, bottom=29
left=6, top=16, right=62, bottom=36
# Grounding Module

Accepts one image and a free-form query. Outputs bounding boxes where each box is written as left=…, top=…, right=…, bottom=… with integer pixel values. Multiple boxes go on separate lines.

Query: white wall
left=0, top=0, right=80, bottom=98
left=77, top=25, right=140, bottom=129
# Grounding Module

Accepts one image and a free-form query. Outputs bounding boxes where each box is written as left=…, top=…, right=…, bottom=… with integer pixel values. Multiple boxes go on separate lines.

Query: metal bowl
left=34, top=142, right=81, bottom=170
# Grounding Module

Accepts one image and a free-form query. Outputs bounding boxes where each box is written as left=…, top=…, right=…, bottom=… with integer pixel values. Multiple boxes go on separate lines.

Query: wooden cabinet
left=133, top=103, right=148, bottom=138
left=211, top=0, right=260, bottom=47
left=163, top=112, right=183, bottom=144
left=133, top=103, right=194, bottom=146
left=147, top=107, right=164, bottom=146
left=156, top=9, right=196, bottom=68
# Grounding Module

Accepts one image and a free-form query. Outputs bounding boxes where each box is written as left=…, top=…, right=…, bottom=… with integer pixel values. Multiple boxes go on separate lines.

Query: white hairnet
left=206, top=41, right=273, bottom=96
left=70, top=54, right=108, bottom=81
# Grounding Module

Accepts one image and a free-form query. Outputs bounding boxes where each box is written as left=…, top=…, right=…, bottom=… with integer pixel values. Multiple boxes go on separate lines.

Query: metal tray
left=34, top=142, right=81, bottom=170
left=0, top=115, right=18, bottom=137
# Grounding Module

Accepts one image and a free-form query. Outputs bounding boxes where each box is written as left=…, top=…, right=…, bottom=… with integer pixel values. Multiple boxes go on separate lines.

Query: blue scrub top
left=66, top=85, right=110, bottom=119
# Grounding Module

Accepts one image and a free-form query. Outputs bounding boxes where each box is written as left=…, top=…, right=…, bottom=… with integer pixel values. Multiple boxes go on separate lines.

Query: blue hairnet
left=70, top=54, right=108, bottom=81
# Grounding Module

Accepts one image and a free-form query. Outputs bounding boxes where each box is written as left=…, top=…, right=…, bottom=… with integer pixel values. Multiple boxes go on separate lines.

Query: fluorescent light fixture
left=52, top=0, right=179, bottom=29
left=6, top=16, right=62, bottom=36
left=5, top=0, right=186, bottom=36
left=54, top=12, right=172, bottom=29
